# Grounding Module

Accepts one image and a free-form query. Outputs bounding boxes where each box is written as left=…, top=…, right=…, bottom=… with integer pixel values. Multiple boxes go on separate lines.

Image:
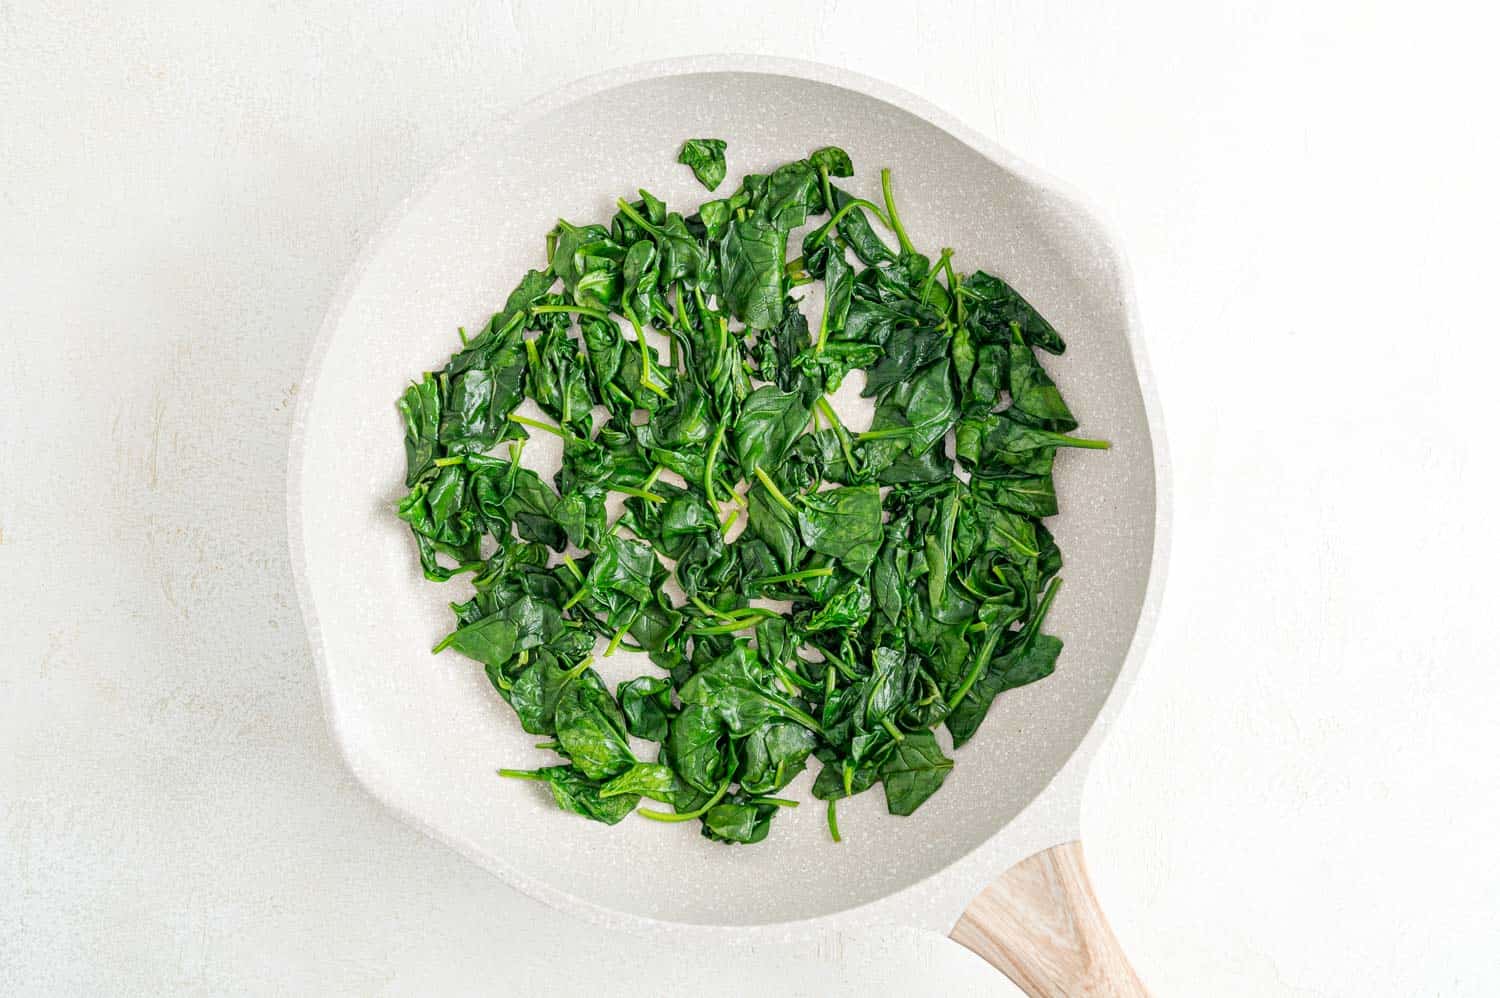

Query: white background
left=3, top=2, right=1497, bottom=994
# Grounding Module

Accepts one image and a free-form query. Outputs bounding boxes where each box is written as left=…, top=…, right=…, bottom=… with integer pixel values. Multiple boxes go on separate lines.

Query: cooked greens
left=398, top=140, right=1106, bottom=844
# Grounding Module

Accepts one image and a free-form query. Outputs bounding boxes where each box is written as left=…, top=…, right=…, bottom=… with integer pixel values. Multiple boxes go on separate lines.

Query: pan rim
left=286, top=53, right=1172, bottom=941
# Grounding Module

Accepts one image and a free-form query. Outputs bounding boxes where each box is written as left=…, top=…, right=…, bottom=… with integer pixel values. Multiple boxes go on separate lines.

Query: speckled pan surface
left=288, top=57, right=1168, bottom=940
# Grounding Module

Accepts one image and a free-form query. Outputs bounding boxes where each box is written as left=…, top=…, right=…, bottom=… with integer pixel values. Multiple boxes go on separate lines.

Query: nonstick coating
left=291, top=60, right=1161, bottom=933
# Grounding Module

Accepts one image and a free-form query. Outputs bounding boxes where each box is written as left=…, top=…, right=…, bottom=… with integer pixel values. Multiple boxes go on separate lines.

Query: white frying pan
left=288, top=57, right=1169, bottom=996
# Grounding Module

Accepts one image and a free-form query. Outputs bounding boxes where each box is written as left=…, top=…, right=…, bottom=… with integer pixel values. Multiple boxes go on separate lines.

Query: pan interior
left=296, top=70, right=1156, bottom=925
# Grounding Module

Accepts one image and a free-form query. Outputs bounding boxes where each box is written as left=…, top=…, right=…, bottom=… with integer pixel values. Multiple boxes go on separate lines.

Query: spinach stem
left=920, top=247, right=953, bottom=303
left=880, top=717, right=906, bottom=742
left=688, top=594, right=737, bottom=623
left=855, top=426, right=912, bottom=442
left=946, top=577, right=1063, bottom=710
left=752, top=466, right=797, bottom=513
left=614, top=197, right=662, bottom=237
left=779, top=702, right=826, bottom=737
left=687, top=600, right=772, bottom=626
left=703, top=423, right=724, bottom=505
left=709, top=312, right=727, bottom=382
left=670, top=286, right=686, bottom=370
left=771, top=659, right=817, bottom=691
left=756, top=797, right=800, bottom=808
left=623, top=304, right=670, bottom=399
left=433, top=455, right=466, bottom=467
left=826, top=799, right=842, bottom=842
left=815, top=288, right=833, bottom=355
left=809, top=639, right=859, bottom=680
left=507, top=413, right=574, bottom=440
left=880, top=168, right=916, bottom=255
left=720, top=507, right=740, bottom=536
left=748, top=567, right=834, bottom=587
left=813, top=196, right=897, bottom=244
left=818, top=165, right=834, bottom=219
left=605, top=622, right=630, bottom=657
left=945, top=626, right=1003, bottom=712
left=496, top=768, right=547, bottom=782
left=560, top=553, right=582, bottom=580
left=637, top=777, right=731, bottom=822
left=815, top=397, right=859, bottom=473
left=612, top=484, right=665, bottom=503
left=943, top=253, right=965, bottom=325
left=688, top=615, right=777, bottom=636
left=531, top=303, right=612, bottom=322
left=1027, top=576, right=1064, bottom=637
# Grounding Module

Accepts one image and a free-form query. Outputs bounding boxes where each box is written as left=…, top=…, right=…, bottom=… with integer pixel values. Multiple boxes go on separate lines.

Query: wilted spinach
left=677, top=138, right=728, bottom=192
left=398, top=139, right=1105, bottom=845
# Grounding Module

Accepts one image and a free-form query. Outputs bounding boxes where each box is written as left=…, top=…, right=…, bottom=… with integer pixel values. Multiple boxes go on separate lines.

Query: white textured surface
left=3, top=2, right=1498, bottom=995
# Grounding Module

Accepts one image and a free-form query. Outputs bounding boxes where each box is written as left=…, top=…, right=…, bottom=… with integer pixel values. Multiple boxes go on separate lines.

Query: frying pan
left=288, top=57, right=1168, bottom=995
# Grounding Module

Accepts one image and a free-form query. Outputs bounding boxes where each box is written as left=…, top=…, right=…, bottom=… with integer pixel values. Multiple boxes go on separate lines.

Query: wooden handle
left=949, top=841, right=1147, bottom=997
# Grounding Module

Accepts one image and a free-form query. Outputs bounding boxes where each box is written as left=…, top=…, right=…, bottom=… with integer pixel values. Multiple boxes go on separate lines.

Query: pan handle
left=949, top=841, right=1148, bottom=997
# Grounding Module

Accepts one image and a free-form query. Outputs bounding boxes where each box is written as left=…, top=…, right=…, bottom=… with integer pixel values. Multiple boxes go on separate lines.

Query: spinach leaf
left=701, top=798, right=778, bottom=844
left=739, top=721, right=819, bottom=795
left=878, top=730, right=954, bottom=815
left=554, top=670, right=636, bottom=780
left=1007, top=323, right=1076, bottom=430
left=498, top=766, right=639, bottom=825
left=618, top=675, right=675, bottom=741
left=600, top=762, right=680, bottom=804
left=432, top=613, right=517, bottom=670
left=733, top=385, right=809, bottom=476
left=720, top=217, right=785, bottom=330
left=962, top=270, right=1066, bottom=354
left=678, top=138, right=728, bottom=191
left=398, top=373, right=442, bottom=486
left=510, top=653, right=587, bottom=735
left=747, top=480, right=802, bottom=570
left=665, top=704, right=728, bottom=794
left=679, top=645, right=823, bottom=738
left=797, top=486, right=883, bottom=575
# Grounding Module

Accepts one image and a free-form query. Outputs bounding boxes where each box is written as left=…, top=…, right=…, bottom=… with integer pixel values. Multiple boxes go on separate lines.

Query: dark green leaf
left=720, top=217, right=786, bottom=330
left=733, top=385, right=810, bottom=476
left=678, top=138, right=728, bottom=191
left=503, top=766, right=639, bottom=825
left=618, top=675, right=674, bottom=741
left=600, top=762, right=679, bottom=803
left=878, top=729, right=954, bottom=815
left=701, top=799, right=777, bottom=844
left=554, top=670, right=636, bottom=780
left=797, top=486, right=883, bottom=576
